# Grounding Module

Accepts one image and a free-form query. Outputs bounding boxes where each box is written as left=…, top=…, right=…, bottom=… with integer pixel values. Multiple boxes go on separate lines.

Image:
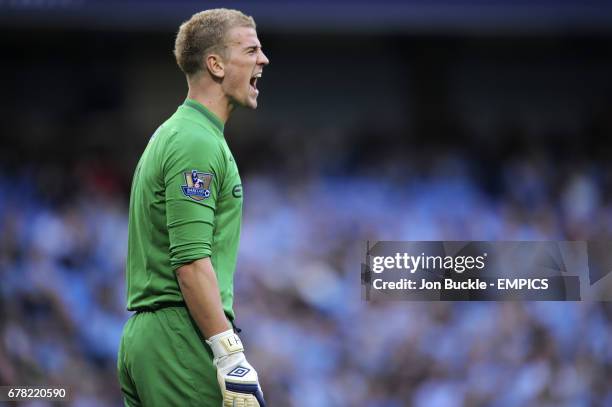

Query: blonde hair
left=174, top=8, right=256, bottom=76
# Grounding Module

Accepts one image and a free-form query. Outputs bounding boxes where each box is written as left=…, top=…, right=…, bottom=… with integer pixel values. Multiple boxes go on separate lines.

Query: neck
left=186, top=75, right=234, bottom=124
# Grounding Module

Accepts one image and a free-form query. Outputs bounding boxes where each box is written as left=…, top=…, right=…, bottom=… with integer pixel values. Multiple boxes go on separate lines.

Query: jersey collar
left=183, top=99, right=225, bottom=134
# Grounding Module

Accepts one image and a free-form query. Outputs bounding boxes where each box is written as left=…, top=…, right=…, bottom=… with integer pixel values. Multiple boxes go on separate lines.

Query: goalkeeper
left=117, top=8, right=269, bottom=406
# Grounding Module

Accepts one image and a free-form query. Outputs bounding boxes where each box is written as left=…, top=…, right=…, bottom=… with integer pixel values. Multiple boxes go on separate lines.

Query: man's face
left=221, top=26, right=269, bottom=109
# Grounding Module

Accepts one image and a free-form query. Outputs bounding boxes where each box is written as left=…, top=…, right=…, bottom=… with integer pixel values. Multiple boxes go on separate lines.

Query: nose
left=258, top=50, right=269, bottom=66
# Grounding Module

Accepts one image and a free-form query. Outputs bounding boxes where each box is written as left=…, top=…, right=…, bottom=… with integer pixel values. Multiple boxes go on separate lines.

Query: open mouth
left=250, top=72, right=261, bottom=93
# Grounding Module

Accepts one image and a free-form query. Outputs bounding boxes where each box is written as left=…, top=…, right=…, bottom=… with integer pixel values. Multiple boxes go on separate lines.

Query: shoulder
left=156, top=110, right=229, bottom=178
left=166, top=127, right=224, bottom=159
left=161, top=126, right=226, bottom=176
left=162, top=111, right=223, bottom=152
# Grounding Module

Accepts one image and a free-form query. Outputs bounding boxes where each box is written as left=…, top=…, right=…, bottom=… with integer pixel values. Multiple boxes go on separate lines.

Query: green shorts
left=117, top=306, right=222, bottom=407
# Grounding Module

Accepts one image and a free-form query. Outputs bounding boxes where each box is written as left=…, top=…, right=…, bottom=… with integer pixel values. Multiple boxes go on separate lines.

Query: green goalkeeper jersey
left=126, top=99, right=243, bottom=320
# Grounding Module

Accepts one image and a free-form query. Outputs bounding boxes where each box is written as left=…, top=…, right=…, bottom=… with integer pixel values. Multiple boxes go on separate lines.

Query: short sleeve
left=164, top=131, right=225, bottom=270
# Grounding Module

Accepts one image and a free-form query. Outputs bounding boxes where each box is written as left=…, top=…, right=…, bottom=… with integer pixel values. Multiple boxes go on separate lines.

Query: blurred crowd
left=0, top=149, right=611, bottom=406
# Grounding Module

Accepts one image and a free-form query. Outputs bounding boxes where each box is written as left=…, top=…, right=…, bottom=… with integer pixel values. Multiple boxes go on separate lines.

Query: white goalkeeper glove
left=206, top=329, right=266, bottom=407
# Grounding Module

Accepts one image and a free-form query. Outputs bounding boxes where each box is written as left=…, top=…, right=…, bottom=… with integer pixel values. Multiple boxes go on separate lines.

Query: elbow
left=175, top=257, right=212, bottom=283
left=175, top=262, right=193, bottom=284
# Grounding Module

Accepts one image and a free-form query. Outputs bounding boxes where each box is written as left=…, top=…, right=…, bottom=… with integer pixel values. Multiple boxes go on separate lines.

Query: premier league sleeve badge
left=181, top=169, right=213, bottom=201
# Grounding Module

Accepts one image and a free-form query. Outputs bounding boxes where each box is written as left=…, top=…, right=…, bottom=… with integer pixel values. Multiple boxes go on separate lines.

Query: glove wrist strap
left=206, top=329, right=244, bottom=359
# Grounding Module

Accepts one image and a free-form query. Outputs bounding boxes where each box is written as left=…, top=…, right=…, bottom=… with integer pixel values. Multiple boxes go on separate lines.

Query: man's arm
left=176, top=257, right=266, bottom=406
left=176, top=257, right=230, bottom=338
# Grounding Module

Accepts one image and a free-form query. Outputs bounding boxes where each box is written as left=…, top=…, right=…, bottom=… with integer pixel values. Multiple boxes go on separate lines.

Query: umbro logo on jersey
left=181, top=170, right=213, bottom=201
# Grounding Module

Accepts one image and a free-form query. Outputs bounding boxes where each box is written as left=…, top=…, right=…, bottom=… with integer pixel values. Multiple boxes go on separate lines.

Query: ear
left=205, top=53, right=225, bottom=79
